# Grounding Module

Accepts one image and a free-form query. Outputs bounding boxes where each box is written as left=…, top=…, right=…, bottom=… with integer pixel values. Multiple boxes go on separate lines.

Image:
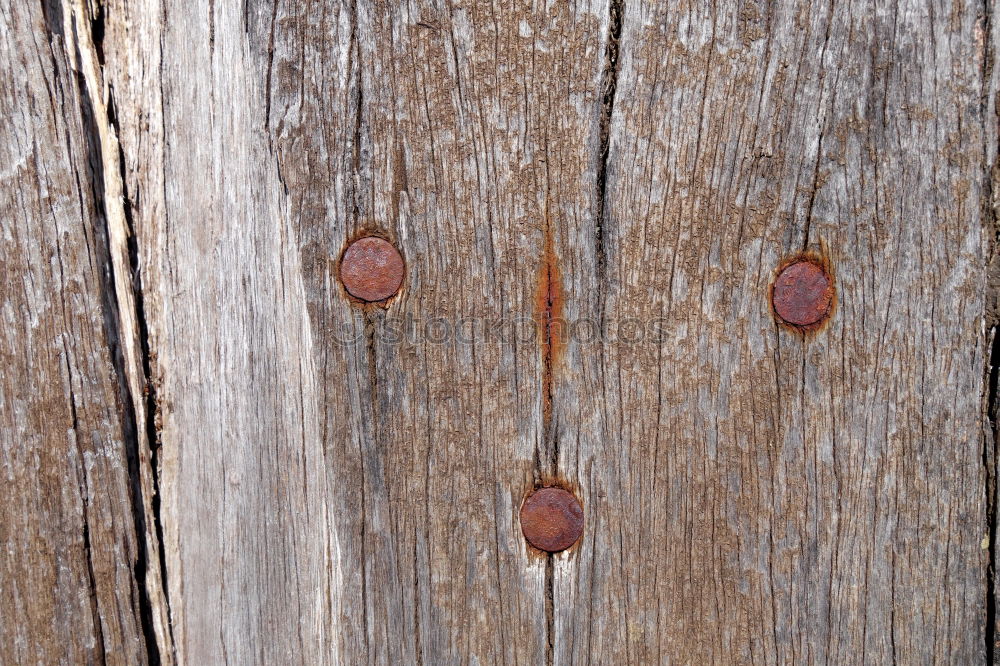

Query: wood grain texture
left=0, top=2, right=158, bottom=663
left=555, top=1, right=998, bottom=662
left=6, top=0, right=997, bottom=663
left=104, top=1, right=615, bottom=662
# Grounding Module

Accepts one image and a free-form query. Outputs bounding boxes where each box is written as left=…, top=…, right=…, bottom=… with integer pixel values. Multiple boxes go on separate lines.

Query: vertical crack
left=360, top=312, right=377, bottom=664
left=534, top=222, right=561, bottom=666
left=983, top=0, right=998, bottom=660
left=544, top=556, right=555, bottom=666
left=535, top=3, right=626, bottom=664
left=350, top=0, right=363, bottom=228
left=594, top=0, right=623, bottom=291
left=534, top=3, right=624, bottom=664
left=534, top=222, right=563, bottom=479
left=79, top=485, right=109, bottom=665
left=108, top=90, right=176, bottom=666
left=56, top=0, right=174, bottom=662
left=984, top=179, right=999, bottom=666
left=985, top=320, right=998, bottom=663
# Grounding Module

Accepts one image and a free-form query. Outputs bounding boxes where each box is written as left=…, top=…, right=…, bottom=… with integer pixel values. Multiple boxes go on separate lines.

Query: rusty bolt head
left=772, top=259, right=833, bottom=327
left=339, top=237, right=405, bottom=302
left=520, top=487, right=583, bottom=553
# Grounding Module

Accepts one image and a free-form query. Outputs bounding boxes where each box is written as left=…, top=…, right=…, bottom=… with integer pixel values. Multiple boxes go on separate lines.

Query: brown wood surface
left=3, top=0, right=999, bottom=663
left=0, top=2, right=161, bottom=663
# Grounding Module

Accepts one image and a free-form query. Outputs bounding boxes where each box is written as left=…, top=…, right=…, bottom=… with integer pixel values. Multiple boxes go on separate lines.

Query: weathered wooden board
left=0, top=2, right=160, bottom=663
left=4, top=0, right=999, bottom=663
left=102, top=1, right=621, bottom=661
left=556, top=1, right=998, bottom=662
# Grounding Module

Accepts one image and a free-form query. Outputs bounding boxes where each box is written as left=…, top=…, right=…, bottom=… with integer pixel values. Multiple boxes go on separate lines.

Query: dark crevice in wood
left=594, top=0, right=622, bottom=292
left=263, top=0, right=278, bottom=135
left=79, top=488, right=109, bottom=666
left=208, top=0, right=216, bottom=53
left=89, top=1, right=105, bottom=66
left=985, top=200, right=999, bottom=661
left=61, top=3, right=173, bottom=662
left=350, top=0, right=363, bottom=229
left=531, top=444, right=544, bottom=488
left=537, top=212, right=561, bottom=666
left=534, top=3, right=626, bottom=662
left=985, top=324, right=998, bottom=664
left=801, top=125, right=824, bottom=251
left=543, top=260, right=555, bottom=436
left=802, top=0, right=835, bottom=252
left=361, top=312, right=377, bottom=664
left=536, top=222, right=562, bottom=479
left=544, top=556, right=555, bottom=666
left=38, top=0, right=64, bottom=50
left=411, top=534, right=423, bottom=666
left=584, top=27, right=622, bottom=654
left=109, top=89, right=176, bottom=666
left=60, top=12, right=119, bottom=666
left=983, top=0, right=998, bottom=659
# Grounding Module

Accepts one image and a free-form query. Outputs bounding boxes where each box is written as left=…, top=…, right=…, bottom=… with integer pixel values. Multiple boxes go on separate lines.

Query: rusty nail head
left=520, top=487, right=583, bottom=553
left=339, top=236, right=405, bottom=302
left=772, top=259, right=833, bottom=327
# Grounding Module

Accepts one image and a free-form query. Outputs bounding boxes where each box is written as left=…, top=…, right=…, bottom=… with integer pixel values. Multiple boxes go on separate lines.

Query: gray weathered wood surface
left=1, top=1, right=164, bottom=663
left=3, top=0, right=999, bottom=663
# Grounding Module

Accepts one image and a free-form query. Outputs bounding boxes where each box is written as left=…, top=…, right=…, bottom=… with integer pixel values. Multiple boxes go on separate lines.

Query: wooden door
left=3, top=0, right=998, bottom=663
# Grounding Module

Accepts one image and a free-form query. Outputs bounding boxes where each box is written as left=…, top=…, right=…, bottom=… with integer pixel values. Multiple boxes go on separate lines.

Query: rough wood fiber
left=0, top=2, right=157, bottom=663
left=553, top=1, right=998, bottom=663
left=6, top=0, right=998, bottom=664
left=102, top=1, right=615, bottom=661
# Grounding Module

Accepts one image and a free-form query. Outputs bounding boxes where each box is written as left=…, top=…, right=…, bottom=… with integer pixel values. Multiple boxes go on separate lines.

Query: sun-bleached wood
left=4, top=0, right=999, bottom=663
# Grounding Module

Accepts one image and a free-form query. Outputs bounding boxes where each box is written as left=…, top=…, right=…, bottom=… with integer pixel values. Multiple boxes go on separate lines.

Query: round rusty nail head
left=772, top=259, right=833, bottom=327
left=520, top=487, right=583, bottom=553
left=339, top=236, right=405, bottom=302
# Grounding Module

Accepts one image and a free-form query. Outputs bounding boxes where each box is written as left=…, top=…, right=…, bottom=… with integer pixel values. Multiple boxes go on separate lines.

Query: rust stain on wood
left=534, top=223, right=564, bottom=417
